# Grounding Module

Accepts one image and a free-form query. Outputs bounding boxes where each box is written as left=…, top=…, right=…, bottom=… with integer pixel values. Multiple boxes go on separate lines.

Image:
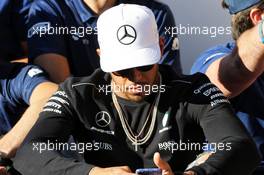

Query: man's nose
left=129, top=68, right=143, bottom=81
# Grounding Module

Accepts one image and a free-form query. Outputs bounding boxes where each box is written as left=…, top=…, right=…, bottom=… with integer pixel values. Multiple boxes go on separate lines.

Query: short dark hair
left=221, top=1, right=229, bottom=9
left=221, top=0, right=264, bottom=40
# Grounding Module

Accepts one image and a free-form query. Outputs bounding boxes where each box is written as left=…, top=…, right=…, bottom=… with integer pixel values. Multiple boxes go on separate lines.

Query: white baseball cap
left=97, top=4, right=161, bottom=72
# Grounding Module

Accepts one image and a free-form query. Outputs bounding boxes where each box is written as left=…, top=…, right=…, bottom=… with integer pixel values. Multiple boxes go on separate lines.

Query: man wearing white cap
left=14, top=4, right=259, bottom=175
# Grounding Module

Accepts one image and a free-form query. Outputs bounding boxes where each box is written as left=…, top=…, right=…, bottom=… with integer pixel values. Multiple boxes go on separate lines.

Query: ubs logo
left=117, top=25, right=137, bottom=45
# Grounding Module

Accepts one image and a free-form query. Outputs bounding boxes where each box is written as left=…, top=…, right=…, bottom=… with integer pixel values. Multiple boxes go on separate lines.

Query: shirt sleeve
left=13, top=82, right=94, bottom=175
left=27, top=0, right=68, bottom=62
left=190, top=44, right=233, bottom=74
left=155, top=3, right=182, bottom=74
left=9, top=64, right=49, bottom=105
left=186, top=73, right=260, bottom=175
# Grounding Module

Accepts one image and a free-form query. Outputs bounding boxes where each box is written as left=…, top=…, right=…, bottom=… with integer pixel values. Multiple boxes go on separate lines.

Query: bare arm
left=0, top=82, right=58, bottom=158
left=206, top=23, right=264, bottom=98
left=34, top=54, right=71, bottom=83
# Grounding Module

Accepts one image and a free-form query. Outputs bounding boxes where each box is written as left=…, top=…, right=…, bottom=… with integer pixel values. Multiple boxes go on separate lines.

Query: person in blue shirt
left=0, top=0, right=32, bottom=62
left=0, top=62, right=57, bottom=174
left=191, top=0, right=264, bottom=174
left=27, top=0, right=181, bottom=83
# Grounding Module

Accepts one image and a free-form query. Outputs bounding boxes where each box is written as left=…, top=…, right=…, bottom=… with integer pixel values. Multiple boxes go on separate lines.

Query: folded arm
left=206, top=23, right=264, bottom=98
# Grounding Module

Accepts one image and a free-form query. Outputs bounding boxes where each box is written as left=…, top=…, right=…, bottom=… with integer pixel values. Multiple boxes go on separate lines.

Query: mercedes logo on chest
left=117, top=25, right=137, bottom=45
left=95, top=111, right=111, bottom=127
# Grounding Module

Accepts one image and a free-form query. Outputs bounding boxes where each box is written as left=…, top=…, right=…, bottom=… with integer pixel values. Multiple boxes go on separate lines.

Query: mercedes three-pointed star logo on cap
left=117, top=25, right=137, bottom=45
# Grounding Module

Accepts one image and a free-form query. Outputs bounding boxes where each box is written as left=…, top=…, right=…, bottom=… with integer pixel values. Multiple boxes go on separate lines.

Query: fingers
left=110, top=166, right=136, bottom=175
left=119, top=166, right=134, bottom=173
left=183, top=171, right=196, bottom=175
left=0, top=166, right=8, bottom=175
left=89, top=166, right=136, bottom=175
left=153, top=152, right=173, bottom=175
left=153, top=152, right=170, bottom=170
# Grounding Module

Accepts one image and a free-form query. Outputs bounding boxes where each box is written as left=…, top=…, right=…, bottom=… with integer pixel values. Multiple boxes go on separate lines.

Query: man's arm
left=13, top=85, right=92, bottom=175
left=13, top=85, right=137, bottom=175
left=0, top=82, right=57, bottom=158
left=27, top=0, right=71, bottom=83
left=187, top=75, right=260, bottom=175
left=34, top=54, right=71, bottom=83
left=205, top=23, right=264, bottom=98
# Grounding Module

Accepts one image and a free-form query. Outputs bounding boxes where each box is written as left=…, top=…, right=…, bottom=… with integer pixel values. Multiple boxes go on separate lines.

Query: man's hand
left=183, top=171, right=196, bottom=175
left=0, top=166, right=10, bottom=175
left=153, top=152, right=174, bottom=175
left=89, top=166, right=136, bottom=175
left=153, top=152, right=198, bottom=175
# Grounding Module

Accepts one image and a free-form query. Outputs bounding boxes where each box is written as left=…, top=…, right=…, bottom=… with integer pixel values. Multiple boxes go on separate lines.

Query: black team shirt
left=14, top=66, right=260, bottom=175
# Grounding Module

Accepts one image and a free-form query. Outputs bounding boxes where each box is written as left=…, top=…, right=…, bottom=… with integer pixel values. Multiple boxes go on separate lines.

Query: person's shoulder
left=160, top=65, right=209, bottom=90
left=179, top=73, right=229, bottom=107
left=191, top=42, right=235, bottom=74
left=165, top=70, right=211, bottom=91
left=184, top=73, right=230, bottom=107
left=61, top=68, right=109, bottom=92
left=202, top=42, right=234, bottom=55
left=27, top=0, right=67, bottom=38
left=0, top=0, right=11, bottom=13
left=30, top=0, right=66, bottom=13
left=32, top=0, right=59, bottom=6
left=161, top=66, right=229, bottom=106
left=0, top=0, right=12, bottom=27
left=198, top=42, right=235, bottom=64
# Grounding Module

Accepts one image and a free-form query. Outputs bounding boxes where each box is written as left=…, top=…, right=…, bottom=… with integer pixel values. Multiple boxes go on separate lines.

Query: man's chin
left=127, top=93, right=146, bottom=102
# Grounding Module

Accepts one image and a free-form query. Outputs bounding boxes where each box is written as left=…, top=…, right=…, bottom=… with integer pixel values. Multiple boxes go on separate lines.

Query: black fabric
left=0, top=62, right=25, bottom=78
left=14, top=65, right=260, bottom=175
left=116, top=93, right=156, bottom=137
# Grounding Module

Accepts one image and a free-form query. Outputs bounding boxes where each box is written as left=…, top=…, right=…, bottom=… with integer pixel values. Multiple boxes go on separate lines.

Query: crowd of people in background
left=0, top=0, right=263, bottom=175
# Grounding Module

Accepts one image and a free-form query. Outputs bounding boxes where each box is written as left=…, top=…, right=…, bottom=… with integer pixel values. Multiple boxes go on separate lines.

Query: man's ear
left=250, top=8, right=263, bottom=25
left=159, top=37, right=164, bottom=57
left=96, top=48, right=101, bottom=57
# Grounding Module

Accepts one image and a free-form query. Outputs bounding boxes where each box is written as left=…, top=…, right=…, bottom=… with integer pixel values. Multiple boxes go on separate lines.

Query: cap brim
left=226, top=0, right=261, bottom=14
left=100, top=43, right=161, bottom=72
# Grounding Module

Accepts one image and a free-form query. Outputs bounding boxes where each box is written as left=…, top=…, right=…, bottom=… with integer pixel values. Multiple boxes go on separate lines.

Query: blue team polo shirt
left=0, top=63, right=49, bottom=135
left=191, top=42, right=264, bottom=174
left=0, top=0, right=32, bottom=61
left=27, top=0, right=181, bottom=77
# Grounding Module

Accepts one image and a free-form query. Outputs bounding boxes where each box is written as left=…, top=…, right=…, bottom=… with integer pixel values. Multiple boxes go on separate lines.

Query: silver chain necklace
left=112, top=75, right=162, bottom=151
